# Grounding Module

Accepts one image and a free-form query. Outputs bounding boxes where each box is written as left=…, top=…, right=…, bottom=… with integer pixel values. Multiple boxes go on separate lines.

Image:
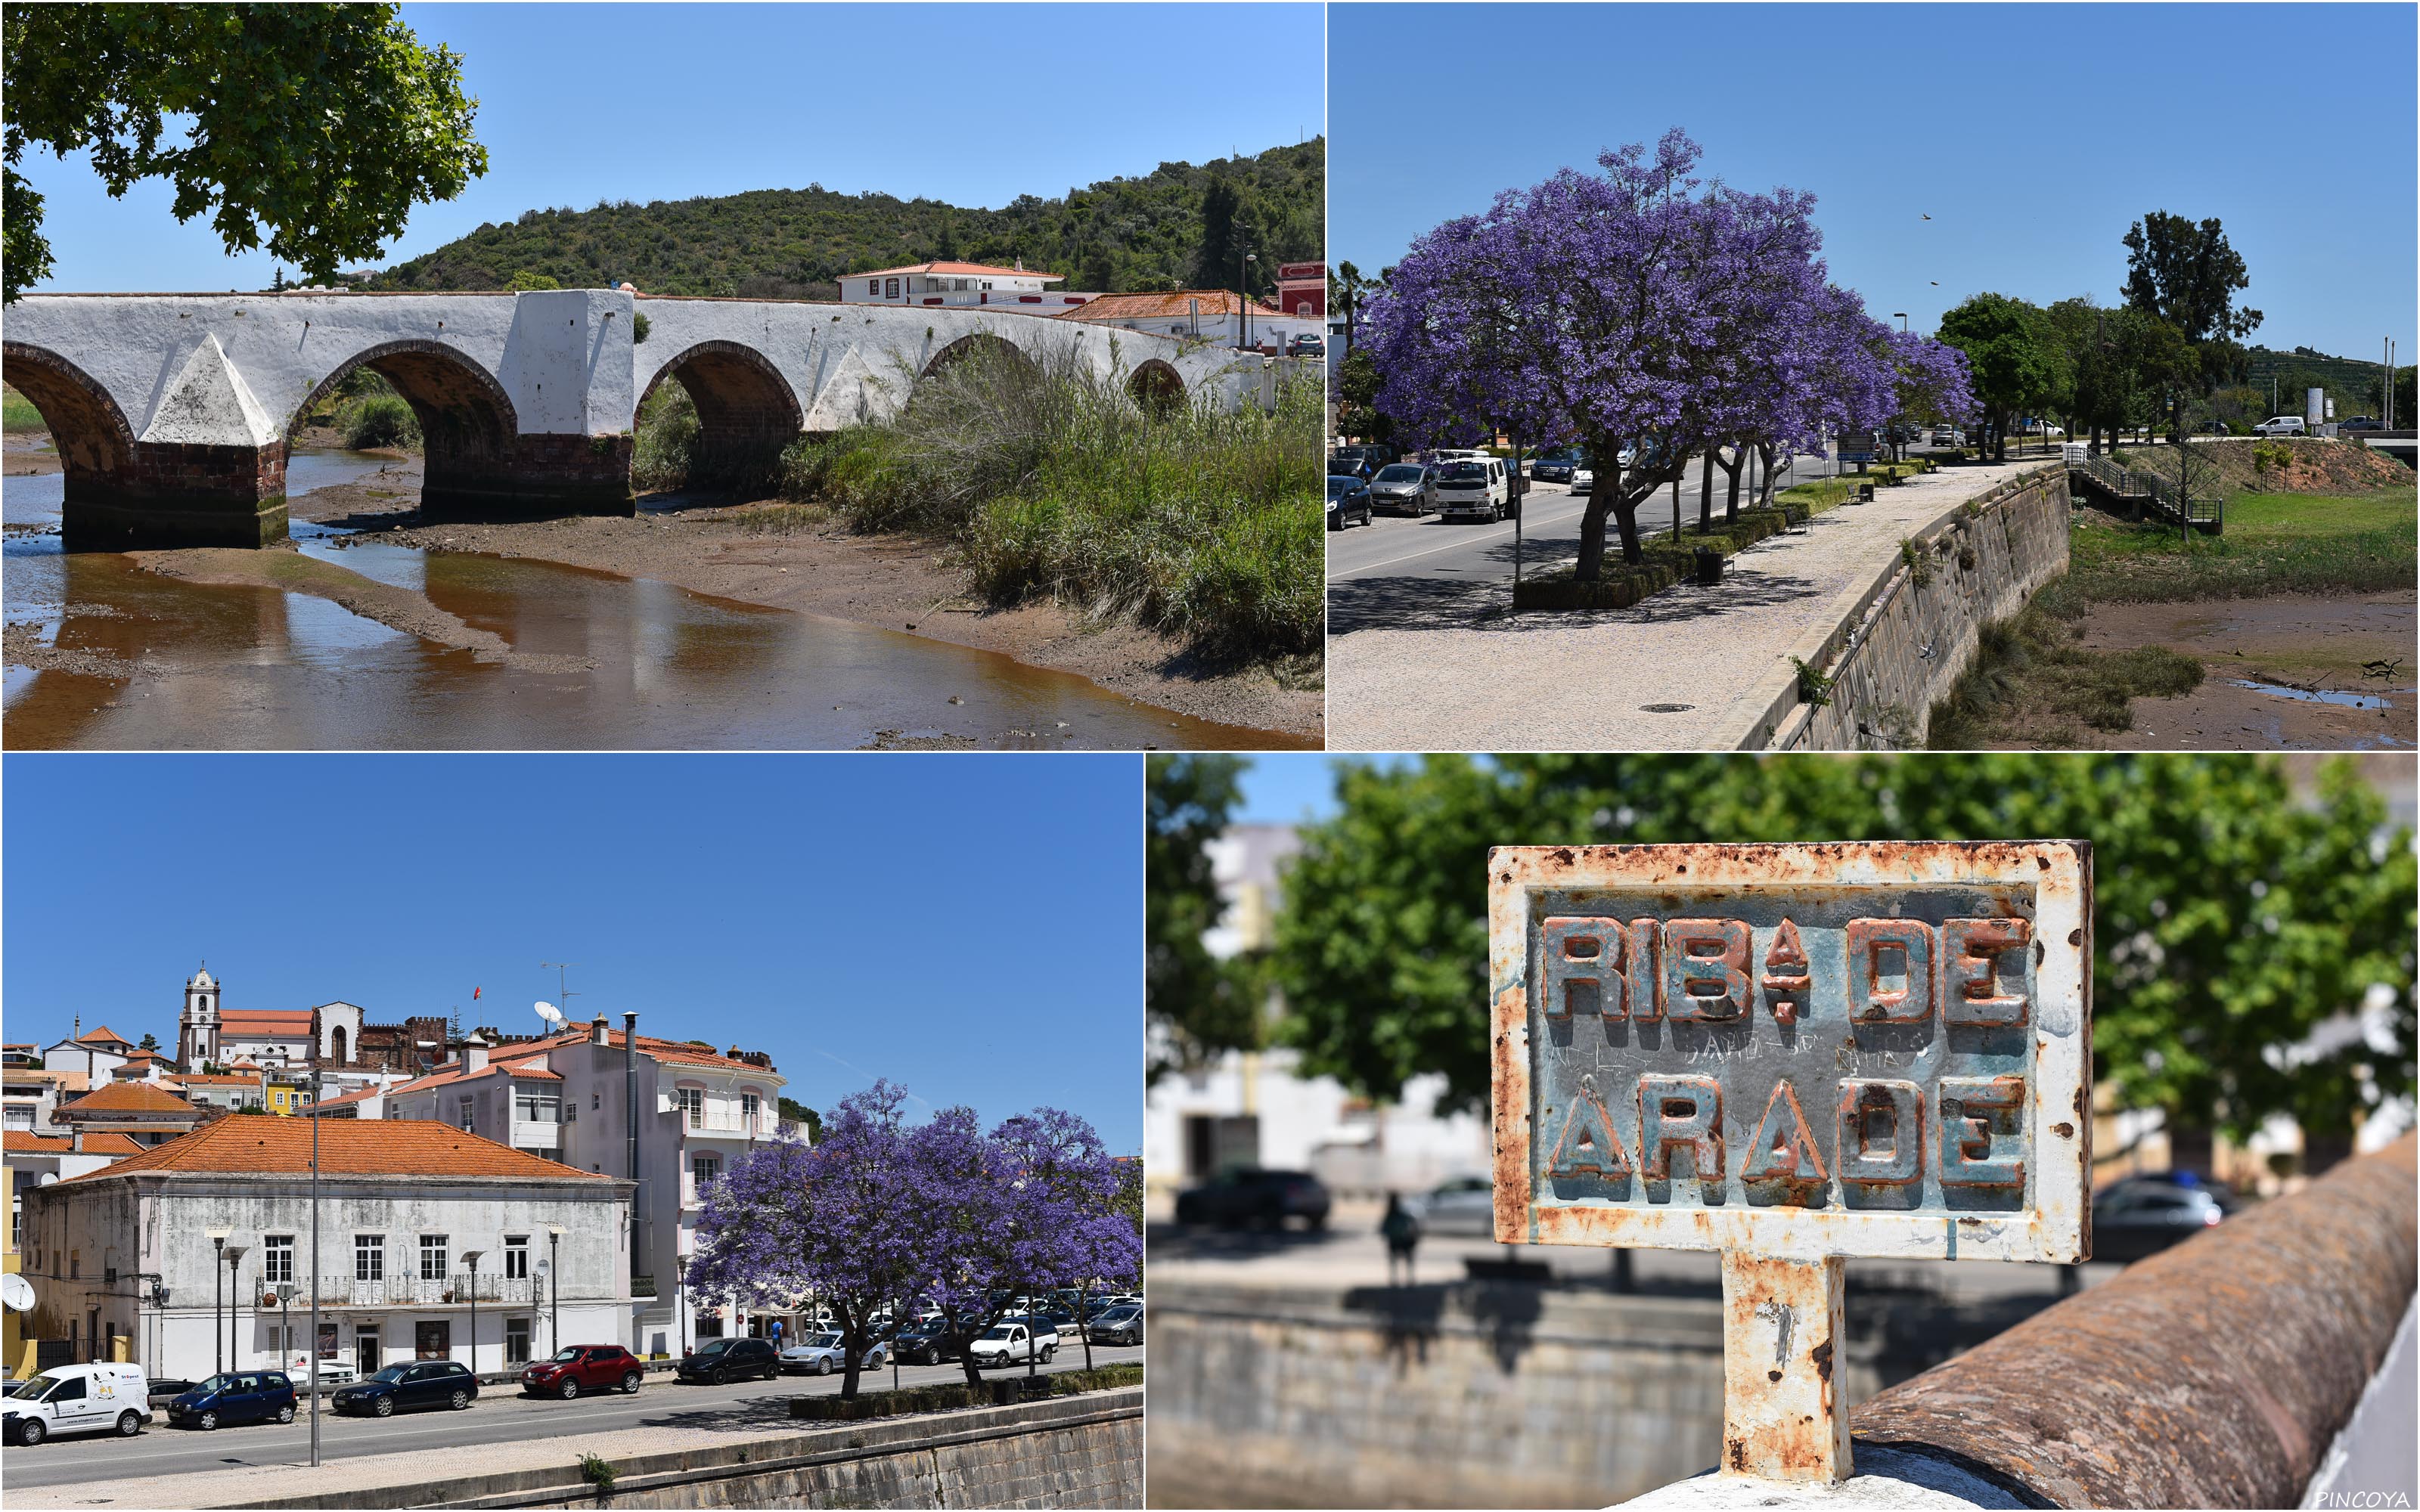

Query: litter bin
left=1692, top=547, right=1723, bottom=587
left=1857, top=482, right=1876, bottom=503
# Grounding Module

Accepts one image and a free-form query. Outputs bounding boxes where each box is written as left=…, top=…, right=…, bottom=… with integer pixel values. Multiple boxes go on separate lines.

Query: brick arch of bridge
left=287, top=339, right=521, bottom=512
left=920, top=331, right=1042, bottom=385
left=1127, top=358, right=1186, bottom=416
left=636, top=340, right=804, bottom=490
left=1, top=340, right=139, bottom=495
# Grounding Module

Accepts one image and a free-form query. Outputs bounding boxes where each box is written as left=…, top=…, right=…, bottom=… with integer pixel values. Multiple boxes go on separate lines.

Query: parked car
left=2251, top=415, right=2307, bottom=436
left=1570, top=466, right=1594, bottom=495
left=1433, top=456, right=1513, bottom=522
left=1327, top=474, right=1373, bottom=530
left=1084, top=1305, right=1143, bottom=1346
left=166, top=1371, right=296, bottom=1431
left=1930, top=426, right=1964, bottom=446
left=1172, top=1167, right=1333, bottom=1231
left=2339, top=415, right=2385, bottom=432
left=520, top=1344, right=644, bottom=1399
left=3, top=1363, right=150, bottom=1445
left=330, top=1360, right=478, bottom=1418
left=967, top=1319, right=1058, bottom=1369
left=1531, top=449, right=1584, bottom=483
left=2092, top=1173, right=2238, bottom=1263
left=675, top=1337, right=782, bottom=1385
left=1407, top=1175, right=1495, bottom=1236
left=780, top=1331, right=887, bottom=1376
left=1327, top=445, right=1382, bottom=480
left=891, top=1321, right=958, bottom=1365
left=1288, top=333, right=1326, bottom=359
left=1366, top=462, right=1435, bottom=516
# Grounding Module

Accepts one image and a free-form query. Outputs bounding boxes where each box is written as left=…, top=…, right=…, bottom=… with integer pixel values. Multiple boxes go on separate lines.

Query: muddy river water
left=4, top=445, right=1303, bottom=750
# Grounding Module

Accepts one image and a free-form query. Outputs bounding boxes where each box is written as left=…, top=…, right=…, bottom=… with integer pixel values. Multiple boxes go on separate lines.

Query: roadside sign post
left=1488, top=841, right=2092, bottom=1487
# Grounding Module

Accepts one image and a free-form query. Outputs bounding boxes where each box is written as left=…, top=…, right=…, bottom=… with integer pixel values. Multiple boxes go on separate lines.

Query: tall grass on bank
left=630, top=381, right=700, bottom=491
left=2, top=383, right=44, bottom=432
left=1926, top=584, right=2204, bottom=748
left=338, top=392, right=420, bottom=451
left=774, top=341, right=1323, bottom=662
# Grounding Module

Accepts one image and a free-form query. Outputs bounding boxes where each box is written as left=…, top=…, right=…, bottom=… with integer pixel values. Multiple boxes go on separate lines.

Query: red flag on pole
left=472, top=987, right=482, bottom=1000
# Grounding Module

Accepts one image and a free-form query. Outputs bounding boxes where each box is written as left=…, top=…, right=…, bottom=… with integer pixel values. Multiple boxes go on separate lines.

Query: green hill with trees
left=362, top=140, right=1323, bottom=300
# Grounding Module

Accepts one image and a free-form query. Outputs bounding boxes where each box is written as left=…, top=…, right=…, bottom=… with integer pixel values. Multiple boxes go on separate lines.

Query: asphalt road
left=1326, top=449, right=1832, bottom=636
left=2, top=1343, right=1143, bottom=1490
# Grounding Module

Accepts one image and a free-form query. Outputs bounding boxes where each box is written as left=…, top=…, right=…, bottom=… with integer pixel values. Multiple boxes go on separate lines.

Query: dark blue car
left=330, top=1360, right=478, bottom=1418
left=166, top=1371, right=296, bottom=1431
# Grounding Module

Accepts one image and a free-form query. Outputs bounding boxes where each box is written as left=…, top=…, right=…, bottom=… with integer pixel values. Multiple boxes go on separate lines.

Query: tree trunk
left=1757, top=442, right=1779, bottom=507
left=1078, top=1284, right=1094, bottom=1371
left=1575, top=432, right=1642, bottom=578
left=1697, top=446, right=1716, bottom=534
left=1720, top=448, right=1745, bottom=523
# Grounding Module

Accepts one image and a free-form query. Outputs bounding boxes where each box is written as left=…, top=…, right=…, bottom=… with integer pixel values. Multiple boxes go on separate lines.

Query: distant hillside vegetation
left=365, top=140, right=1323, bottom=301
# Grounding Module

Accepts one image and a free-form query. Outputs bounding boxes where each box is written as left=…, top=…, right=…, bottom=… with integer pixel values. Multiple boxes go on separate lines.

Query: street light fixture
left=461, top=1251, right=485, bottom=1381
left=223, top=1242, right=250, bottom=1372
left=207, top=1230, right=230, bottom=1374
left=546, top=1226, right=565, bottom=1356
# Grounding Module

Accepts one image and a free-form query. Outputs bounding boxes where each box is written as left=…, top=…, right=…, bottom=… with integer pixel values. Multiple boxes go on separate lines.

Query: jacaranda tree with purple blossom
left=1362, top=129, right=1963, bottom=582
left=687, top=1083, right=1139, bottom=1399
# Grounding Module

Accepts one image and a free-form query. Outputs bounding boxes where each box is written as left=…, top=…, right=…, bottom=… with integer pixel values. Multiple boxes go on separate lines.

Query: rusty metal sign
left=1488, top=841, right=2094, bottom=1485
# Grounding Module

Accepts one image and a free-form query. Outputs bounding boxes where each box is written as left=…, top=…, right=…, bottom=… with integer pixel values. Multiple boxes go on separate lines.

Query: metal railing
left=268, top=1272, right=543, bottom=1307
left=2069, top=451, right=2223, bottom=531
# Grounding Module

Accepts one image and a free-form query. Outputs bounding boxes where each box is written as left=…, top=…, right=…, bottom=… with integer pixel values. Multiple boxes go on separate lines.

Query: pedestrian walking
left=1381, top=1192, right=1422, bottom=1286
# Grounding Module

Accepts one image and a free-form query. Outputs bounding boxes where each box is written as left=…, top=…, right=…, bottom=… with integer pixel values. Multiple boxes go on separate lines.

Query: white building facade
left=840, top=259, right=1087, bottom=311
left=18, top=1118, right=632, bottom=1381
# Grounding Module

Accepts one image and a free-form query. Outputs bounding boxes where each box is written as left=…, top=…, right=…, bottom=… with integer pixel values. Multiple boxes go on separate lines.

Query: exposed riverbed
left=2, top=435, right=1314, bottom=750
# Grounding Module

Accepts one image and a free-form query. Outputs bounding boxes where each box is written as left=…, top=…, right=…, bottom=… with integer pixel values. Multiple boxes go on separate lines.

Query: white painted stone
left=137, top=333, right=278, bottom=447
left=1624, top=1447, right=2033, bottom=1510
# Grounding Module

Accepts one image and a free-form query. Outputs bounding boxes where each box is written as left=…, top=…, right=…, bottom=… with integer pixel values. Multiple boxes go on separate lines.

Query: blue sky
left=1, top=754, right=1143, bottom=1151
left=17, top=2, right=1323, bottom=294
left=1331, top=3, right=2415, bottom=361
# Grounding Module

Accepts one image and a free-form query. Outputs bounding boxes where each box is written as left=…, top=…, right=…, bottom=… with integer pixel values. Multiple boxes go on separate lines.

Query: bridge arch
left=636, top=340, right=803, bottom=491
left=1127, top=358, right=1186, bottom=417
left=920, top=331, right=1040, bottom=383
left=290, top=339, right=519, bottom=507
left=1, top=341, right=138, bottom=495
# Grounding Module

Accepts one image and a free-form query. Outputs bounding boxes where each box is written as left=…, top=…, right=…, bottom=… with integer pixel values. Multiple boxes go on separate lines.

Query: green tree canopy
left=1146, top=754, right=1262, bottom=1078
left=1937, top=293, right=2065, bottom=460
left=3, top=2, right=489, bottom=302
left=1269, top=754, right=2413, bottom=1145
left=2122, top=211, right=2261, bottom=395
left=777, top=1096, right=822, bottom=1143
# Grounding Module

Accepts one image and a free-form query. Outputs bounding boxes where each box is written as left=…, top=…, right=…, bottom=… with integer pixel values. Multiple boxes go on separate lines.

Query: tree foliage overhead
left=1269, top=754, right=2413, bottom=1145
left=1937, top=292, right=2066, bottom=461
left=2122, top=211, right=2261, bottom=395
left=368, top=140, right=1323, bottom=299
left=2, top=2, right=488, bottom=302
left=1145, top=754, right=1263, bottom=1080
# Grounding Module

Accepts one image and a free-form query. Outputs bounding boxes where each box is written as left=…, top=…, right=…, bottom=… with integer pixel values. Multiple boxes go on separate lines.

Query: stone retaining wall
left=1762, top=465, right=2071, bottom=750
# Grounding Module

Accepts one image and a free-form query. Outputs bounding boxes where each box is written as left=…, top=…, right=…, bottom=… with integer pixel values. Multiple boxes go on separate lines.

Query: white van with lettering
left=3, top=1363, right=150, bottom=1445
left=1434, top=457, right=1512, bottom=522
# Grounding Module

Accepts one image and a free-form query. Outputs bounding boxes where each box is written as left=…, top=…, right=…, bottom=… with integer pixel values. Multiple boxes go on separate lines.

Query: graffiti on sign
left=1489, top=841, right=2092, bottom=1265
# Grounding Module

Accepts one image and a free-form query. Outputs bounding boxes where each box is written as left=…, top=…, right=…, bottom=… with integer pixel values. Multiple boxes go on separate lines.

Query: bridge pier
left=61, top=441, right=292, bottom=551
left=414, top=432, right=637, bottom=523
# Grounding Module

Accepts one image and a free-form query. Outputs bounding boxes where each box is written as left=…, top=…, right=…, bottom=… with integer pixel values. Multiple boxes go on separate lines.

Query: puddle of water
left=2225, top=677, right=2401, bottom=711
left=4, top=447, right=399, bottom=532
left=3, top=452, right=1304, bottom=751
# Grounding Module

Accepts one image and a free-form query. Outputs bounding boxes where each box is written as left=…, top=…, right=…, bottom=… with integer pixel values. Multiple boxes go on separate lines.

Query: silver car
left=778, top=1331, right=886, bottom=1376
left=1366, top=462, right=1435, bottom=516
left=1407, top=1176, right=1495, bottom=1237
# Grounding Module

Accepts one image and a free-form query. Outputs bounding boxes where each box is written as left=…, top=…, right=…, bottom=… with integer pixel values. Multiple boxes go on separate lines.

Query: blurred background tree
left=1146, top=754, right=1266, bottom=1080
left=1264, top=755, right=2413, bottom=1151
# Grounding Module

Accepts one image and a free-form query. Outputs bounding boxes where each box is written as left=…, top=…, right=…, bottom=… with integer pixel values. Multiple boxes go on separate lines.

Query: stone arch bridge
left=3, top=289, right=1281, bottom=549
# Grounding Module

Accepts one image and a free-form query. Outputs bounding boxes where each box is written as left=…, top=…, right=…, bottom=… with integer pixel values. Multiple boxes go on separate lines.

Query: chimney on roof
left=70, top=1129, right=82, bottom=1153
left=591, top=1015, right=610, bottom=1047
left=464, top=1033, right=489, bottom=1074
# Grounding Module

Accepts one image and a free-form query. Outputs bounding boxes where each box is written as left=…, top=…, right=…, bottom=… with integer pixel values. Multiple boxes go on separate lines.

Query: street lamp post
left=224, top=1243, right=249, bottom=1372
left=461, top=1251, right=484, bottom=1382
left=208, top=1230, right=229, bottom=1374
left=547, top=1227, right=563, bottom=1356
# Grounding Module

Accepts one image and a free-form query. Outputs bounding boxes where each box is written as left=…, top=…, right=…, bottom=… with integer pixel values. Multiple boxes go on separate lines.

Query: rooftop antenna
left=541, top=962, right=579, bottom=1021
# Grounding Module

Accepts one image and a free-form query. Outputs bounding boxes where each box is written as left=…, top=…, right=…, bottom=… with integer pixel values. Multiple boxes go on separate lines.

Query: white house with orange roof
left=840, top=258, right=1092, bottom=311
left=329, top=1014, right=791, bottom=1359
left=52, top=1081, right=208, bottom=1149
left=39, top=1022, right=135, bottom=1082
left=1054, top=288, right=1311, bottom=356
left=19, top=1117, right=633, bottom=1383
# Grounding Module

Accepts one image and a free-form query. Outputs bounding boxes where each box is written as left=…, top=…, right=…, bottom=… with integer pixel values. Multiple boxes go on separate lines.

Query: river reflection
left=2, top=449, right=1308, bottom=751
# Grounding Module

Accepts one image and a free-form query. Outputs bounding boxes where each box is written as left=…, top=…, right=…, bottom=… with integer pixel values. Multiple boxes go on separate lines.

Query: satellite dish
left=535, top=1001, right=565, bottom=1027
left=34, top=1173, right=56, bottom=1187
left=535, top=1258, right=553, bottom=1277
left=2, top=1273, right=35, bottom=1312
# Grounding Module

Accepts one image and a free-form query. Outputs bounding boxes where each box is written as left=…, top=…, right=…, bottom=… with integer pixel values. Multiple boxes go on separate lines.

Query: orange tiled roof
left=478, top=1024, right=776, bottom=1076
left=79, top=1025, right=135, bottom=1047
left=4, top=1132, right=71, bottom=1153
left=75, top=1132, right=146, bottom=1156
left=1055, top=290, right=1285, bottom=324
left=849, top=260, right=1063, bottom=282
left=167, top=1074, right=262, bottom=1086
left=219, top=1010, right=313, bottom=1034
left=57, top=1081, right=201, bottom=1116
left=55, top=1117, right=613, bottom=1184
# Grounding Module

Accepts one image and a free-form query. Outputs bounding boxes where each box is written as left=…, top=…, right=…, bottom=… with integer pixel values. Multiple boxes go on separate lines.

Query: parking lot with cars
left=0, top=1342, right=1144, bottom=1489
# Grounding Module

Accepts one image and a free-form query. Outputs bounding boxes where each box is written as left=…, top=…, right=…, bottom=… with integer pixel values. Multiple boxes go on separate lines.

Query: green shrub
left=340, top=392, right=420, bottom=451
left=1, top=383, right=44, bottom=432
left=630, top=381, right=701, bottom=491
left=1925, top=592, right=2204, bottom=747
left=577, top=1454, right=616, bottom=1492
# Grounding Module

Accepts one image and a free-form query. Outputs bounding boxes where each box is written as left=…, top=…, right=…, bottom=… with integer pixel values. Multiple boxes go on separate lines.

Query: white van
left=2251, top=415, right=2307, bottom=436
left=3, top=1363, right=150, bottom=1445
left=1433, top=456, right=1512, bottom=522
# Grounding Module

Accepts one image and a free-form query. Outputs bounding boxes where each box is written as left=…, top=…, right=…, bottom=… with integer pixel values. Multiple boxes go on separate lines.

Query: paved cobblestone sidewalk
left=1327, top=457, right=2050, bottom=751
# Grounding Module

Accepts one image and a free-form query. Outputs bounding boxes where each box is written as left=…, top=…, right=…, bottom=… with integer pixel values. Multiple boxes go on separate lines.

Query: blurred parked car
left=2251, top=415, right=2307, bottom=436
left=1531, top=449, right=1584, bottom=483
left=892, top=1321, right=958, bottom=1365
left=1173, top=1167, right=1332, bottom=1231
left=1367, top=462, right=1435, bottom=516
left=520, top=1344, right=644, bottom=1399
left=781, top=1331, right=886, bottom=1376
left=675, top=1337, right=782, bottom=1385
left=1570, top=466, right=1594, bottom=495
left=2093, top=1173, right=2239, bottom=1263
left=1407, top=1176, right=1496, bottom=1237
left=2340, top=415, right=2385, bottom=432
left=1289, top=333, right=1326, bottom=359
left=166, top=1371, right=295, bottom=1430
left=1085, top=1305, right=1143, bottom=1346
left=330, top=1361, right=476, bottom=1417
left=1328, top=474, right=1373, bottom=530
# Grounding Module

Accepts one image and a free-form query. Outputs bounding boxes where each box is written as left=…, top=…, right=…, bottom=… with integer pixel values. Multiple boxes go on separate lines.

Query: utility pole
left=541, top=963, right=579, bottom=1025
left=309, top=1064, right=322, bottom=1466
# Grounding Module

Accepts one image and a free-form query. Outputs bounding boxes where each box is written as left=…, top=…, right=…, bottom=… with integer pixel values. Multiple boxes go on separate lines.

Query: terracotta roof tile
left=1054, top=290, right=1286, bottom=323
left=4, top=1132, right=72, bottom=1153
left=56, top=1117, right=612, bottom=1184
left=76, top=1132, right=147, bottom=1156
left=847, top=260, right=1063, bottom=282
left=57, top=1081, right=202, bottom=1115
left=219, top=1010, right=314, bottom=1033
left=79, top=1025, right=135, bottom=1046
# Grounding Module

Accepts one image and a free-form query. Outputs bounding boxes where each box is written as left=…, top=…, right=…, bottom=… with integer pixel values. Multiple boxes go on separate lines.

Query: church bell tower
left=179, top=965, right=222, bottom=1071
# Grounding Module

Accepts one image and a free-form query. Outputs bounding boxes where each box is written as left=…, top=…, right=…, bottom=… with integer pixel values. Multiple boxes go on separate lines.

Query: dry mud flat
left=2065, top=593, right=2415, bottom=750
left=287, top=467, right=1321, bottom=742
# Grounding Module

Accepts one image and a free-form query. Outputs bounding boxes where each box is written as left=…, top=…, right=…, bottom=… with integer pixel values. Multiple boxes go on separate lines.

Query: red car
left=520, top=1345, right=644, bottom=1399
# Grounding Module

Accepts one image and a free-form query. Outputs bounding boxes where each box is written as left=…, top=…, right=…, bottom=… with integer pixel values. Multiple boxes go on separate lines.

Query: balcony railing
left=263, top=1273, right=544, bottom=1308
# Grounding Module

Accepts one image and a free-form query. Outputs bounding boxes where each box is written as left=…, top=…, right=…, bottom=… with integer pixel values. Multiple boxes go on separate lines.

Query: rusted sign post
left=1488, top=842, right=2092, bottom=1486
